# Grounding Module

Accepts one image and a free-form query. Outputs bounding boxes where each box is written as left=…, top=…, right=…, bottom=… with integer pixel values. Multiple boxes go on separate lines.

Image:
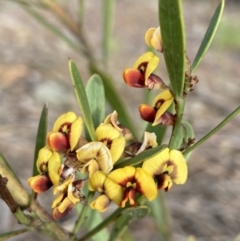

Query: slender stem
left=169, top=97, right=185, bottom=149
left=183, top=106, right=240, bottom=156
left=76, top=208, right=122, bottom=241
left=72, top=204, right=88, bottom=235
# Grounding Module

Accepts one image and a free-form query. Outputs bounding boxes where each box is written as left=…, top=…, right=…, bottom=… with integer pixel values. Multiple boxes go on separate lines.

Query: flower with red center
left=139, top=89, right=174, bottom=126
left=142, top=148, right=188, bottom=191
left=47, top=112, right=83, bottom=152
left=145, top=27, right=163, bottom=52
left=96, top=124, right=125, bottom=163
left=28, top=147, right=61, bottom=192
left=88, top=171, right=124, bottom=212
left=107, top=166, right=157, bottom=207
left=123, top=52, right=167, bottom=90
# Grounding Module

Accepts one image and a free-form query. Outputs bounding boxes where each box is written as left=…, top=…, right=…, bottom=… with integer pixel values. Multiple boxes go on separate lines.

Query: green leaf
left=148, top=191, right=172, bottom=241
left=122, top=206, right=150, bottom=221
left=114, top=144, right=167, bottom=169
left=159, top=0, right=186, bottom=98
left=0, top=229, right=28, bottom=241
left=89, top=64, right=137, bottom=138
left=32, top=104, right=48, bottom=199
left=69, top=59, right=97, bottom=141
left=22, top=5, right=82, bottom=54
left=191, top=0, right=225, bottom=72
left=102, top=0, right=115, bottom=63
left=84, top=208, right=110, bottom=241
left=86, top=74, right=105, bottom=128
left=78, top=208, right=122, bottom=241
left=108, top=215, right=129, bottom=241
left=33, top=104, right=48, bottom=177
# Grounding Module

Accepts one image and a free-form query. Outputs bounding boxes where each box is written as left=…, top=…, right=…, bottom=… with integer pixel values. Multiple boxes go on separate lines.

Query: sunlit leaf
left=191, top=0, right=225, bottom=72
left=69, top=60, right=97, bottom=141
left=159, top=0, right=186, bottom=98
left=86, top=74, right=105, bottom=128
left=33, top=104, right=48, bottom=177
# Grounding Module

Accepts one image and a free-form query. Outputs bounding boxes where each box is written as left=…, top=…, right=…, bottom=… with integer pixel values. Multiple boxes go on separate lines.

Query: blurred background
left=0, top=0, right=240, bottom=240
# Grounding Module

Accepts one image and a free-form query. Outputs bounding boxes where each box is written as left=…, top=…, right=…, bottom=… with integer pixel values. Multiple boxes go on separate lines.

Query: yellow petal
left=77, top=142, right=113, bottom=174
left=82, top=159, right=99, bottom=177
left=58, top=196, right=74, bottom=213
left=88, top=170, right=106, bottom=192
left=145, top=55, right=159, bottom=83
left=134, top=168, right=157, bottom=201
left=145, top=28, right=156, bottom=47
left=67, top=182, right=80, bottom=204
left=90, top=195, right=111, bottom=212
left=48, top=152, right=61, bottom=187
left=151, top=27, right=163, bottom=52
left=52, top=193, right=64, bottom=208
left=53, top=112, right=77, bottom=132
left=169, top=149, right=188, bottom=184
left=152, top=90, right=173, bottom=125
left=104, top=177, right=124, bottom=205
left=96, top=124, right=125, bottom=163
left=133, top=52, right=155, bottom=70
left=107, top=166, right=136, bottom=186
left=36, top=147, right=52, bottom=173
left=69, top=117, right=83, bottom=151
left=142, top=148, right=169, bottom=175
left=53, top=175, right=73, bottom=195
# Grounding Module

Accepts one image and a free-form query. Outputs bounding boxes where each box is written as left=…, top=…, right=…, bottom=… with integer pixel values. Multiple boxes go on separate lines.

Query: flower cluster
left=123, top=27, right=176, bottom=126
left=28, top=27, right=188, bottom=219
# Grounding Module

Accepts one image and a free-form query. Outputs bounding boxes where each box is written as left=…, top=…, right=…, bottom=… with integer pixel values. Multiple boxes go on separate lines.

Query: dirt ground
left=0, top=1, right=240, bottom=241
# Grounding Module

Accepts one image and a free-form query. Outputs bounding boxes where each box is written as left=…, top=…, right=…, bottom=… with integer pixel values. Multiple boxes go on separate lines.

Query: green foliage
left=159, top=0, right=186, bottom=98
left=3, top=1, right=240, bottom=241
left=86, top=74, right=105, bottom=129
left=191, top=0, right=225, bottom=72
left=69, top=60, right=97, bottom=141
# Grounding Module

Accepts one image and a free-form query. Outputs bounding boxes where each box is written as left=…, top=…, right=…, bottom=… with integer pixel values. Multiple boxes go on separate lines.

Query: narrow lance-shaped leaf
left=86, top=74, right=105, bottom=129
left=69, top=59, right=97, bottom=141
left=102, top=0, right=115, bottom=63
left=22, top=5, right=82, bottom=54
left=159, top=0, right=186, bottom=98
left=89, top=64, right=137, bottom=138
left=33, top=104, right=48, bottom=178
left=191, top=0, right=225, bottom=72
